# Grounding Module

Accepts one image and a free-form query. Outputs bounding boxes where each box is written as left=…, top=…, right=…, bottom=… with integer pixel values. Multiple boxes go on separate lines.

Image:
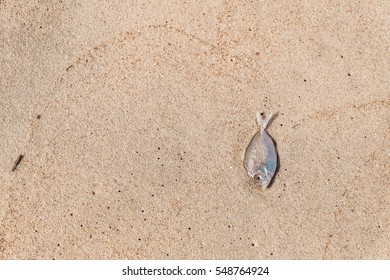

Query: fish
left=243, top=112, right=278, bottom=189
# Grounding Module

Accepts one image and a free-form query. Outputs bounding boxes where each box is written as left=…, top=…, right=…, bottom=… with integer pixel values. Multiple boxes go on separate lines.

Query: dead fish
left=243, top=112, right=278, bottom=189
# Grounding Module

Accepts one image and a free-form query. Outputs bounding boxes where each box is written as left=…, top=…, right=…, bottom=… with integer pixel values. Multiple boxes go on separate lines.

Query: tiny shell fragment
left=243, top=112, right=278, bottom=189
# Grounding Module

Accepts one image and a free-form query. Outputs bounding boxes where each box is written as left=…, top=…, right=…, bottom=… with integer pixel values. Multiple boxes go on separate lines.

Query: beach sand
left=1, top=1, right=389, bottom=259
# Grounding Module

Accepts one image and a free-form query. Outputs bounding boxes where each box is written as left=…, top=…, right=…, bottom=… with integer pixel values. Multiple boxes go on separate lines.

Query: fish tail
left=256, top=112, right=277, bottom=130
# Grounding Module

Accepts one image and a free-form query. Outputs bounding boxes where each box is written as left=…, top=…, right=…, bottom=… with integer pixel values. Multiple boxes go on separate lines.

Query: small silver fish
left=243, top=112, right=278, bottom=189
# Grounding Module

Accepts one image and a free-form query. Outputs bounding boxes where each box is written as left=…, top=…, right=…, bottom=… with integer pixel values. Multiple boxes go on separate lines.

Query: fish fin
left=256, top=112, right=278, bottom=130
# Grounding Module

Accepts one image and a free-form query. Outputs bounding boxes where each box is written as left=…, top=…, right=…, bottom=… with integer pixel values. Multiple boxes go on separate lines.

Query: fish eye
left=254, top=175, right=261, bottom=181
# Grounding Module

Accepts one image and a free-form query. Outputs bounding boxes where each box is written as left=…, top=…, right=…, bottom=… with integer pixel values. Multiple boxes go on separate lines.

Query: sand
left=1, top=1, right=389, bottom=259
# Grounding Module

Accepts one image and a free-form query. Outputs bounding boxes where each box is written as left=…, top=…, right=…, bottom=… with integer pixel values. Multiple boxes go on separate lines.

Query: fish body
left=243, top=112, right=278, bottom=189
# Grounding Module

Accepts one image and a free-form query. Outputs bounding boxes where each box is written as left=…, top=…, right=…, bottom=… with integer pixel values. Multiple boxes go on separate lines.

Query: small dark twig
left=12, top=154, right=24, bottom=172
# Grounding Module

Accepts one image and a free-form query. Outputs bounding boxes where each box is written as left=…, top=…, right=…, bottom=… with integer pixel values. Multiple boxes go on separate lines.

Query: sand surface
left=1, top=1, right=389, bottom=259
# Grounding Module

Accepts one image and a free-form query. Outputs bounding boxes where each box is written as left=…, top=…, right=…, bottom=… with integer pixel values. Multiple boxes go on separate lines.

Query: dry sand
left=1, top=1, right=389, bottom=259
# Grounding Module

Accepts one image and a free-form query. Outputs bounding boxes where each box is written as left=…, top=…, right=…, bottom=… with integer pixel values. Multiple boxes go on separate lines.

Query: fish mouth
left=260, top=180, right=271, bottom=189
